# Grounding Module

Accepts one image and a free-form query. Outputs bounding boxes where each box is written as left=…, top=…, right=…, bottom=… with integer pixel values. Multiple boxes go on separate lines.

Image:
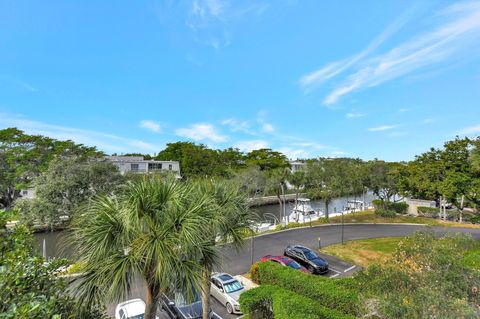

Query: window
left=169, top=164, right=172, bottom=170
left=22, top=190, right=28, bottom=195
left=148, top=163, right=163, bottom=171
left=131, top=163, right=139, bottom=171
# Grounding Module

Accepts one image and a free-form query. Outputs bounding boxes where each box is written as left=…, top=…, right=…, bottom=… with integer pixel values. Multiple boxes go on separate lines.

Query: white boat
left=285, top=198, right=323, bottom=224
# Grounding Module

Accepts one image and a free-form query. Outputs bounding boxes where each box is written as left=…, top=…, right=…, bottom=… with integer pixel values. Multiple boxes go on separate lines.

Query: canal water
left=34, top=192, right=375, bottom=259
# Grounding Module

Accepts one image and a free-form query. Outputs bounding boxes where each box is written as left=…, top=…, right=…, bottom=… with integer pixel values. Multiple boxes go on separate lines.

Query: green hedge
left=372, top=200, right=408, bottom=214
left=239, top=285, right=356, bottom=319
left=374, top=209, right=397, bottom=218
left=417, top=206, right=439, bottom=218
left=257, top=262, right=359, bottom=315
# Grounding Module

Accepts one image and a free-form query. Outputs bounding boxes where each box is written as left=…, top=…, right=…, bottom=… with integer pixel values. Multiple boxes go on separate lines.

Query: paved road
left=109, top=224, right=480, bottom=318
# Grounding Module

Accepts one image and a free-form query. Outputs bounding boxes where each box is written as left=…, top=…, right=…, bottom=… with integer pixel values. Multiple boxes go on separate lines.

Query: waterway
left=34, top=192, right=375, bottom=259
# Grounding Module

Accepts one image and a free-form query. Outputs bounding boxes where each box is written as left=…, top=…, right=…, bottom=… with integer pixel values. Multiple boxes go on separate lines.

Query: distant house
left=289, top=161, right=307, bottom=174
left=106, top=156, right=181, bottom=177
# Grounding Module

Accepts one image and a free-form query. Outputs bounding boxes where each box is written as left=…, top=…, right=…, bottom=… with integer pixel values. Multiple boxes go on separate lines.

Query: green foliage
left=0, top=128, right=101, bottom=208
left=15, top=157, right=122, bottom=228
left=257, top=261, right=359, bottom=315
left=416, top=206, right=439, bottom=218
left=355, top=231, right=480, bottom=318
left=0, top=211, right=107, bottom=319
left=374, top=209, right=396, bottom=218
left=470, top=214, right=480, bottom=224
left=245, top=148, right=289, bottom=171
left=239, top=285, right=355, bottom=319
left=373, top=200, right=408, bottom=214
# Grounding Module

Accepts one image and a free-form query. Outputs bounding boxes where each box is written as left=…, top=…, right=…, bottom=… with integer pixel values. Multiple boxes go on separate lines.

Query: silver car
left=210, top=273, right=244, bottom=314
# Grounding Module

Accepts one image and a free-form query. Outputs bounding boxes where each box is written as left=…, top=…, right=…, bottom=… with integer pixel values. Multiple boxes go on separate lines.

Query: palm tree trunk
left=145, top=282, right=160, bottom=319
left=201, top=266, right=212, bottom=319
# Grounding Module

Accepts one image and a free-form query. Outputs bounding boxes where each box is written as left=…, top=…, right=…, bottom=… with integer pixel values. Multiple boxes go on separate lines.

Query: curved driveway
left=218, top=224, right=480, bottom=275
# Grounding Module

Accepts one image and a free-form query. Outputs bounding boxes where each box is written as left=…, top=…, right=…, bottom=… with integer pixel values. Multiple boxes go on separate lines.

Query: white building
left=289, top=161, right=307, bottom=173
left=106, top=156, right=181, bottom=177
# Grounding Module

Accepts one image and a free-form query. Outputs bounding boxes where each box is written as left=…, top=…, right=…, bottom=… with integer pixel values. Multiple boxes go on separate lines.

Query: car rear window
left=219, top=274, right=234, bottom=281
left=286, top=260, right=301, bottom=269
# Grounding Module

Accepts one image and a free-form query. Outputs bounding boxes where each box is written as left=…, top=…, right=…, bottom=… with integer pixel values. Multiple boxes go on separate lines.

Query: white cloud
left=0, top=113, right=159, bottom=153
left=301, top=1, right=480, bottom=105
left=346, top=112, right=366, bottom=119
left=398, top=108, right=410, bottom=113
left=235, top=140, right=269, bottom=152
left=175, top=123, right=227, bottom=142
left=261, top=122, right=274, bottom=133
left=294, top=142, right=326, bottom=150
left=139, top=120, right=161, bottom=133
left=299, top=5, right=416, bottom=91
left=458, top=124, right=480, bottom=135
left=221, top=118, right=255, bottom=135
left=368, top=125, right=397, bottom=132
left=278, top=147, right=310, bottom=160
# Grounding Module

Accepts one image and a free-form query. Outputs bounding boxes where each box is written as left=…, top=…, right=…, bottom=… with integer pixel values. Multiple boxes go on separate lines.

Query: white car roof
left=117, top=299, right=146, bottom=317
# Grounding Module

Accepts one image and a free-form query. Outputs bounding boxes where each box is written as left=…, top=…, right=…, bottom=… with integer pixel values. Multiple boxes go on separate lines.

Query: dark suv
left=284, top=244, right=329, bottom=274
left=159, top=289, right=213, bottom=319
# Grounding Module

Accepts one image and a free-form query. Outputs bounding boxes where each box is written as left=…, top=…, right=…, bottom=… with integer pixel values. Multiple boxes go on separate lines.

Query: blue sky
left=1, top=0, right=480, bottom=161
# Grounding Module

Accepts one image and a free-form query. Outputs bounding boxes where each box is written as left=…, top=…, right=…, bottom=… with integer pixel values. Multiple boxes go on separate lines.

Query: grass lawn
left=462, top=242, right=480, bottom=270
left=320, top=237, right=404, bottom=268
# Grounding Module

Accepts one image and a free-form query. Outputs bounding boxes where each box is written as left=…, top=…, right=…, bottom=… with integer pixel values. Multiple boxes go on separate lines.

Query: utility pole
left=250, top=228, right=255, bottom=266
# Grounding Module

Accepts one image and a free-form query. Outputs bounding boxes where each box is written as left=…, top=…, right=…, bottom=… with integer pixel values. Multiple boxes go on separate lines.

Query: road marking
left=344, top=265, right=356, bottom=273
left=330, top=273, right=340, bottom=278
left=329, top=268, right=341, bottom=274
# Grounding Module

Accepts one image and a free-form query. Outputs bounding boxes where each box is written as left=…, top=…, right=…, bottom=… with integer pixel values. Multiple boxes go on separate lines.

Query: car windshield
left=223, top=280, right=243, bottom=293
left=304, top=250, right=318, bottom=260
left=287, top=260, right=301, bottom=269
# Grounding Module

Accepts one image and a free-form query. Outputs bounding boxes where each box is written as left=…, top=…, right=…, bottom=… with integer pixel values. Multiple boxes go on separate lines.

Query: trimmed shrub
left=373, top=200, right=408, bottom=214
left=417, top=206, right=439, bottom=218
left=257, top=261, right=359, bottom=315
left=375, top=209, right=396, bottom=218
left=388, top=202, right=408, bottom=214
left=239, top=285, right=356, bottom=319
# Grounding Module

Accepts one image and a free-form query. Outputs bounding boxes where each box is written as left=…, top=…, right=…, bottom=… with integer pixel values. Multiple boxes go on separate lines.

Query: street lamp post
left=250, top=228, right=255, bottom=266
left=341, top=209, right=345, bottom=245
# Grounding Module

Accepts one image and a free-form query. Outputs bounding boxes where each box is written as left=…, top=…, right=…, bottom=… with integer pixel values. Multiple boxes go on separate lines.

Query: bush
left=239, top=285, right=356, bottom=319
left=257, top=261, right=359, bottom=315
left=372, top=200, right=408, bottom=214
left=375, top=209, right=397, bottom=218
left=417, top=206, right=439, bottom=218
left=249, top=262, right=261, bottom=284
left=469, top=214, right=480, bottom=224
left=388, top=202, right=408, bottom=214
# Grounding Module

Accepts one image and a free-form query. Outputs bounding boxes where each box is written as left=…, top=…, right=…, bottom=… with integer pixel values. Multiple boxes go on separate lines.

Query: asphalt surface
left=109, top=224, right=480, bottom=318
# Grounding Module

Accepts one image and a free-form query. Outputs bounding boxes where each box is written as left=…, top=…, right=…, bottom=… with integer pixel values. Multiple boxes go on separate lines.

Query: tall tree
left=266, top=168, right=291, bottom=224
left=15, top=157, right=122, bottom=227
left=0, top=128, right=100, bottom=208
left=71, top=176, right=212, bottom=319
left=195, top=179, right=252, bottom=318
left=245, top=149, right=289, bottom=171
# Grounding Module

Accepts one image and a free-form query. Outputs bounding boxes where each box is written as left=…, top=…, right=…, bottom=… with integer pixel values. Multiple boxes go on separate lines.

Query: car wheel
left=226, top=302, right=234, bottom=314
left=308, top=265, right=315, bottom=274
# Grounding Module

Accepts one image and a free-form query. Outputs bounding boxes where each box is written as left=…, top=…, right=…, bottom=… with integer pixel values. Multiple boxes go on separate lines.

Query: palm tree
left=70, top=176, right=212, bottom=319
left=194, top=179, right=253, bottom=319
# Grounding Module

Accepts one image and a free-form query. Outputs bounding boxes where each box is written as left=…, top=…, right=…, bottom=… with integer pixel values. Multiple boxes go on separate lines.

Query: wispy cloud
left=398, top=108, right=410, bottom=113
left=139, top=120, right=162, bottom=133
left=346, top=112, right=366, bottom=119
left=0, top=113, right=160, bottom=153
left=299, top=5, right=417, bottom=92
left=301, top=1, right=480, bottom=105
left=278, top=147, right=310, bottom=160
left=175, top=123, right=227, bottom=142
left=221, top=118, right=255, bottom=135
left=186, top=0, right=269, bottom=49
left=235, top=139, right=269, bottom=152
left=368, top=125, right=397, bottom=132
left=14, top=79, right=38, bottom=92
left=457, top=124, right=480, bottom=135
